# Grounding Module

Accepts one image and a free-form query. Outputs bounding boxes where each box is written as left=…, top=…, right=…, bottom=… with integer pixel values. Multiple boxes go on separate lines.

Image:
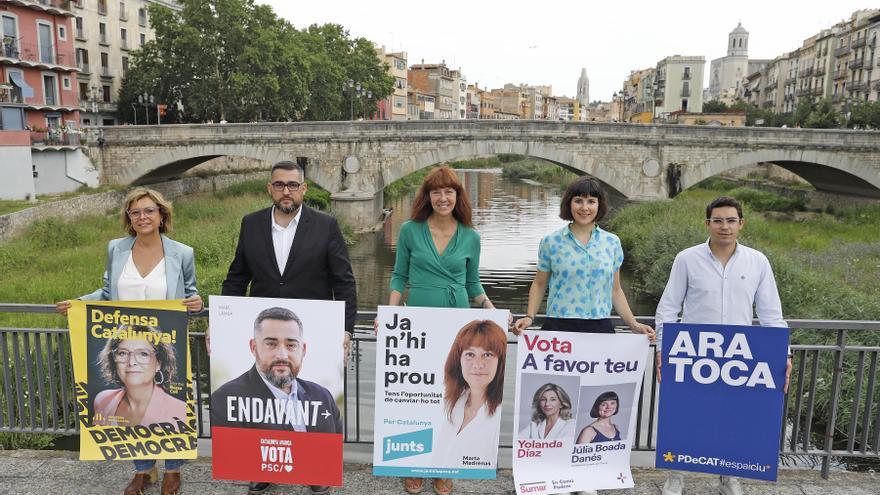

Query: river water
left=349, top=168, right=655, bottom=316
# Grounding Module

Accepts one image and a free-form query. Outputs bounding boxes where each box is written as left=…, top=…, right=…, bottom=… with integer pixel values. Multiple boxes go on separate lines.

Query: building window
left=79, top=82, right=88, bottom=102
left=99, top=22, right=108, bottom=44
left=63, top=76, right=71, bottom=90
left=122, top=56, right=129, bottom=76
left=58, top=25, right=67, bottom=41
left=1, top=15, right=18, bottom=57
left=43, top=74, right=58, bottom=106
left=140, top=33, right=146, bottom=46
left=102, top=84, right=111, bottom=102
left=138, top=8, right=147, bottom=27
left=46, top=113, right=61, bottom=129
left=37, top=21, right=54, bottom=64
left=76, top=48, right=89, bottom=71
left=121, top=27, right=127, bottom=48
left=119, top=1, right=127, bottom=20
left=98, top=0, right=107, bottom=15
left=75, top=17, right=85, bottom=39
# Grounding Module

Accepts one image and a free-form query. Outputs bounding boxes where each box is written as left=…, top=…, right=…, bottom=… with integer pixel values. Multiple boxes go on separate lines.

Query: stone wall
left=0, top=171, right=264, bottom=243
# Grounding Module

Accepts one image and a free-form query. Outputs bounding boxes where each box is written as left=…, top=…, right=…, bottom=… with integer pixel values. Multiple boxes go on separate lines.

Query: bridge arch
left=688, top=149, right=880, bottom=198
left=383, top=141, right=628, bottom=198
left=122, top=145, right=340, bottom=193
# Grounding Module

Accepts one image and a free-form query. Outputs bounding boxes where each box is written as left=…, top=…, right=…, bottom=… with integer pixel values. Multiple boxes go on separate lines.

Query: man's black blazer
left=221, top=205, right=357, bottom=333
left=210, top=365, right=342, bottom=433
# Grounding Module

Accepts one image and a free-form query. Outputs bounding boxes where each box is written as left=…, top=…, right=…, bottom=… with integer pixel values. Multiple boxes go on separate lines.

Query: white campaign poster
left=208, top=295, right=344, bottom=486
left=512, top=331, right=650, bottom=494
left=372, top=306, right=510, bottom=479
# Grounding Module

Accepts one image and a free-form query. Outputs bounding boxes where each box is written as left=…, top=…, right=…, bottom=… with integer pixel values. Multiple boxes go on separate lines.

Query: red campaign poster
left=209, top=296, right=345, bottom=486
left=212, top=428, right=342, bottom=485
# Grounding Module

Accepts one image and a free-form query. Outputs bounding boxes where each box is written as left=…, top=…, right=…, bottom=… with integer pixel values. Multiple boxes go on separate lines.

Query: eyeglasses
left=113, top=349, right=155, bottom=364
left=709, top=217, right=741, bottom=226
left=127, top=206, right=160, bottom=218
left=271, top=181, right=303, bottom=192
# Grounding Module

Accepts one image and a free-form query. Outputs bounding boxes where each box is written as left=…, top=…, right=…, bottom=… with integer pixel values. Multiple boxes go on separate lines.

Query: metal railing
left=1, top=304, right=878, bottom=479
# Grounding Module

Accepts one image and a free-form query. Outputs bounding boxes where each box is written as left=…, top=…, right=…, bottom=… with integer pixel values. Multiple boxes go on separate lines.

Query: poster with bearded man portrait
left=209, top=295, right=344, bottom=486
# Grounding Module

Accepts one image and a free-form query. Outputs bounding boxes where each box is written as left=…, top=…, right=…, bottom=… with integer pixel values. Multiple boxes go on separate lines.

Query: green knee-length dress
left=390, top=220, right=485, bottom=308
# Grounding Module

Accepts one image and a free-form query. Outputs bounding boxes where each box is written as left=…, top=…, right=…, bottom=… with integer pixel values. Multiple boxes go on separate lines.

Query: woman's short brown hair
left=443, top=319, right=507, bottom=419
left=559, top=176, right=608, bottom=223
left=410, top=167, right=473, bottom=227
left=121, top=187, right=173, bottom=236
left=530, top=383, right=574, bottom=423
left=96, top=325, right=178, bottom=394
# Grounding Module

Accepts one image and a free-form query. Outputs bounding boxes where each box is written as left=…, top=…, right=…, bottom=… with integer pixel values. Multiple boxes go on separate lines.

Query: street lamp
left=131, top=103, right=138, bottom=125
left=342, top=80, right=361, bottom=120
left=138, top=93, right=154, bottom=125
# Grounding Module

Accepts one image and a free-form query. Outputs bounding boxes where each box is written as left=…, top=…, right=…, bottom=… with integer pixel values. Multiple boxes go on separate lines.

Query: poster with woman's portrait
left=372, top=306, right=510, bottom=480
left=512, top=331, right=649, bottom=494
left=67, top=300, right=196, bottom=461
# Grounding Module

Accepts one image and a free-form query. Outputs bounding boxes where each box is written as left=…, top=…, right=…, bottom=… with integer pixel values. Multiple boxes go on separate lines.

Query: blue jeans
left=133, top=459, right=186, bottom=472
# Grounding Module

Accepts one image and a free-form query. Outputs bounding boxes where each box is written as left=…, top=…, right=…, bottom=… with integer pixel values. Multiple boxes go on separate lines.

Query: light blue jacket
left=80, top=235, right=198, bottom=301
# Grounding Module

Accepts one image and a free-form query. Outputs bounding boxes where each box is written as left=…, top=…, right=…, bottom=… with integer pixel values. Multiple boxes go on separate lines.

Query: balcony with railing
left=762, top=100, right=774, bottom=109
left=785, top=77, right=797, bottom=85
left=100, top=66, right=114, bottom=78
left=76, top=61, right=90, bottom=73
left=852, top=37, right=866, bottom=49
left=5, top=0, right=72, bottom=15
left=801, top=67, right=814, bottom=77
left=119, top=9, right=128, bottom=21
left=75, top=27, right=85, bottom=40
left=833, top=70, right=846, bottom=80
left=30, top=129, right=82, bottom=146
left=98, top=33, right=109, bottom=46
left=814, top=66, right=826, bottom=77
left=850, top=58, right=863, bottom=69
left=796, top=87, right=811, bottom=97
left=834, top=45, right=851, bottom=57
left=848, top=81, right=866, bottom=92
left=811, top=86, right=824, bottom=96
left=765, top=81, right=777, bottom=90
left=1, top=38, right=76, bottom=69
left=655, top=72, right=666, bottom=82
left=120, top=39, right=129, bottom=51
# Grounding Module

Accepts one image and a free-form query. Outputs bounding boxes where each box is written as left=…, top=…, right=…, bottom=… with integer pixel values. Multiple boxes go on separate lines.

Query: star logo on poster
left=322, top=409, right=331, bottom=419
left=663, top=451, right=675, bottom=462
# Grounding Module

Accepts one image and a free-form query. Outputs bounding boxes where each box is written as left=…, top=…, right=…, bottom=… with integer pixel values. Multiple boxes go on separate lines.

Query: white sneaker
left=718, top=476, right=743, bottom=495
left=661, top=472, right=684, bottom=495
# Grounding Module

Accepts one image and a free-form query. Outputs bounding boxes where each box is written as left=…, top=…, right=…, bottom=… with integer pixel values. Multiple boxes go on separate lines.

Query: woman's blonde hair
left=121, top=187, right=173, bottom=236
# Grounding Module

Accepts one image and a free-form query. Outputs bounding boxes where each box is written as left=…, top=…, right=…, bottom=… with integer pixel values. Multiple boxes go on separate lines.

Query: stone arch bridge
left=90, top=121, right=880, bottom=229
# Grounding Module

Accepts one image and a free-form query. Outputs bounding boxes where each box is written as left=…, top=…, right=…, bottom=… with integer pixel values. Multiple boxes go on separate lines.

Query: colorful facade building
left=1, top=0, right=97, bottom=200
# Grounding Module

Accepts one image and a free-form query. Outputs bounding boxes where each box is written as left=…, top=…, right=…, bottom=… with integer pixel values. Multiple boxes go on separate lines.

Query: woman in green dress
left=388, top=166, right=495, bottom=495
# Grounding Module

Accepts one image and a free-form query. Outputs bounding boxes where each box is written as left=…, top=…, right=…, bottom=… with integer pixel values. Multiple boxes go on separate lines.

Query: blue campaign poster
left=655, top=323, right=789, bottom=481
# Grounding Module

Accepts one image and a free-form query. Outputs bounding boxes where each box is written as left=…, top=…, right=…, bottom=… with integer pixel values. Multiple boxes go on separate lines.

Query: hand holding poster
left=655, top=323, right=789, bottom=481
left=67, top=300, right=197, bottom=461
left=373, top=306, right=510, bottom=479
left=512, top=331, right=650, bottom=494
left=209, top=296, right=344, bottom=486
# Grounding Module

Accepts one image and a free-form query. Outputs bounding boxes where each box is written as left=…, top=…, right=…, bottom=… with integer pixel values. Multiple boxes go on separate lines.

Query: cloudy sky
left=259, top=1, right=875, bottom=102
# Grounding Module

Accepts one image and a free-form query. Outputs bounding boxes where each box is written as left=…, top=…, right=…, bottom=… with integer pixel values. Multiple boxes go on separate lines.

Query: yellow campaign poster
left=67, top=300, right=197, bottom=461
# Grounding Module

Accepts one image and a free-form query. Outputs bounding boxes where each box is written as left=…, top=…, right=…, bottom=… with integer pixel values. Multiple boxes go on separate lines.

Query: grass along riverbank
left=0, top=179, right=339, bottom=329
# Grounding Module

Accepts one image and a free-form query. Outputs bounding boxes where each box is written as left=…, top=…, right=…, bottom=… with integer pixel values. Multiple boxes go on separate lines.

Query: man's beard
left=274, top=200, right=299, bottom=215
left=263, top=360, right=297, bottom=389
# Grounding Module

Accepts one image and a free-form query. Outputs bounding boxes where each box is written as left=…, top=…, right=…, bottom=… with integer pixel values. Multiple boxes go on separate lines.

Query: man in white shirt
left=654, top=196, right=792, bottom=495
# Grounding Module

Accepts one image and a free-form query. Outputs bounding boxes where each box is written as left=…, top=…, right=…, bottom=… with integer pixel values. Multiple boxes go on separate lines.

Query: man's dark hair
left=706, top=196, right=744, bottom=219
left=560, top=176, right=609, bottom=223
left=270, top=160, right=305, bottom=178
left=253, top=306, right=304, bottom=336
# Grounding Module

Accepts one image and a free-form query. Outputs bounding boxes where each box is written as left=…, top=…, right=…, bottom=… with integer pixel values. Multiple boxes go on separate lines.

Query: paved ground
left=0, top=449, right=877, bottom=495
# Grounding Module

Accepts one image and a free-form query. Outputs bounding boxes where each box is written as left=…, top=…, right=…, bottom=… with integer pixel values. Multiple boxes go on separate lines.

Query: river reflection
left=349, top=168, right=654, bottom=316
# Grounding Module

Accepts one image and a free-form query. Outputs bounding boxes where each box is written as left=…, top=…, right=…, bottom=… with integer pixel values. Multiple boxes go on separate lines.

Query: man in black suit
left=219, top=160, right=355, bottom=495
left=210, top=307, right=341, bottom=433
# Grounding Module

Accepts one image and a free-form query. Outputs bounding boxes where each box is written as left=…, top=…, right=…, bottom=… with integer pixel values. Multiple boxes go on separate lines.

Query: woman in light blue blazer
left=57, top=187, right=201, bottom=495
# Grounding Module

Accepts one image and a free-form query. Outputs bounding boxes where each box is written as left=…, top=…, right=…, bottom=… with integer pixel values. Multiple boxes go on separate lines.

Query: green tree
left=702, top=100, right=728, bottom=113
left=848, top=100, right=880, bottom=129
left=804, top=98, right=841, bottom=128
left=117, top=0, right=392, bottom=123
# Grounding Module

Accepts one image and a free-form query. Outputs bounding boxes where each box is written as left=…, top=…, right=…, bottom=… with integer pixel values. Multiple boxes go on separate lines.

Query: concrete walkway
left=0, top=449, right=877, bottom=495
